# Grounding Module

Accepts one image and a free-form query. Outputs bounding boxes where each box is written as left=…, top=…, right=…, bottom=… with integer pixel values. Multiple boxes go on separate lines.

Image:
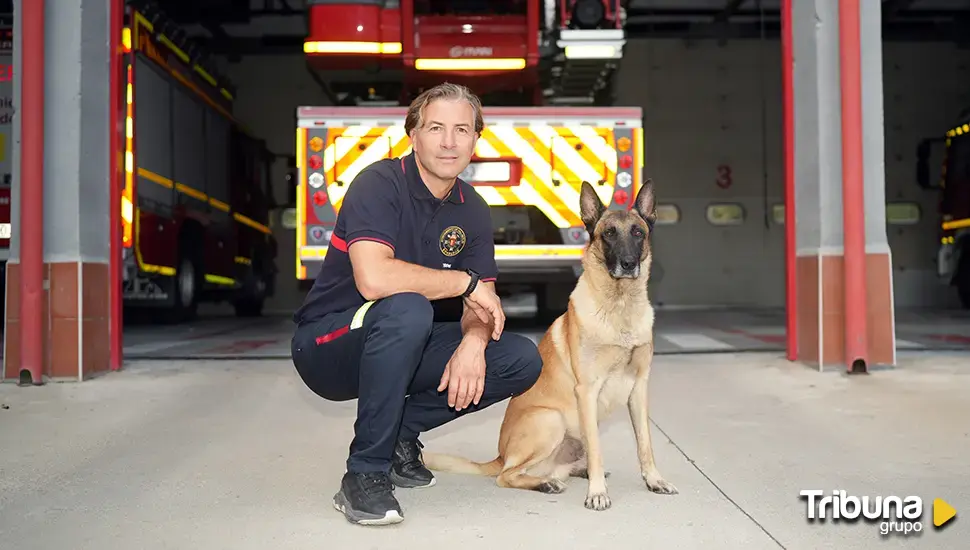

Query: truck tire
left=957, top=243, right=970, bottom=309
left=233, top=269, right=266, bottom=318
left=168, top=243, right=202, bottom=323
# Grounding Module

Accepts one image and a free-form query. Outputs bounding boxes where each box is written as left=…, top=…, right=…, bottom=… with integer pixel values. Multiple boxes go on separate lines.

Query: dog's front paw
left=584, top=492, right=612, bottom=511
left=644, top=474, right=678, bottom=495
left=537, top=479, right=567, bottom=494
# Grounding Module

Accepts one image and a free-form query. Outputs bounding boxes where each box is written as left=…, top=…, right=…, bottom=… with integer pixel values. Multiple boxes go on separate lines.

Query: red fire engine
left=302, top=0, right=626, bottom=106
left=297, top=0, right=632, bottom=319
left=120, top=1, right=278, bottom=321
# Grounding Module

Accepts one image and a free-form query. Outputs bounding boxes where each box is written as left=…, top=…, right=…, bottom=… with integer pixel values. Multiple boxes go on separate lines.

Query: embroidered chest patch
left=439, top=225, right=466, bottom=257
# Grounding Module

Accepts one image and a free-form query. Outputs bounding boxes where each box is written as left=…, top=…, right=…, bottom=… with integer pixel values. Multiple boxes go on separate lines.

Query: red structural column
left=781, top=0, right=797, bottom=361
left=109, top=0, right=124, bottom=371
left=838, top=0, right=869, bottom=372
left=401, top=0, right=415, bottom=64
left=19, top=0, right=45, bottom=385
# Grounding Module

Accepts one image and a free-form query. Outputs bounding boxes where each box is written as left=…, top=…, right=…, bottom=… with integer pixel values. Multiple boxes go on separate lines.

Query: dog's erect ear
left=579, top=181, right=606, bottom=235
left=634, top=178, right=657, bottom=227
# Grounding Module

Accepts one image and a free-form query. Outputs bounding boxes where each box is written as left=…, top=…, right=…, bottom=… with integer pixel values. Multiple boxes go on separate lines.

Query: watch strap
left=462, top=269, right=480, bottom=297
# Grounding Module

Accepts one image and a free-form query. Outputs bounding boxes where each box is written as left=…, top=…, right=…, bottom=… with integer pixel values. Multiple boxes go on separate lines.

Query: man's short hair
left=404, top=82, right=485, bottom=136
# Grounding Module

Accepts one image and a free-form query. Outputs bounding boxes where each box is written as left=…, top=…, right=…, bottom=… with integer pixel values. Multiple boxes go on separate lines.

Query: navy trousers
left=291, top=292, right=542, bottom=474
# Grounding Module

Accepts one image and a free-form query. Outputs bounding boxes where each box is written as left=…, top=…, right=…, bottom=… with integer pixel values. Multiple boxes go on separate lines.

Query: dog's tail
left=421, top=452, right=503, bottom=477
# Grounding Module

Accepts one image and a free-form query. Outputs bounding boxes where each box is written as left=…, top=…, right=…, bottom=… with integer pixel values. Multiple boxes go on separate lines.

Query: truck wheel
left=234, top=270, right=266, bottom=317
left=168, top=247, right=201, bottom=323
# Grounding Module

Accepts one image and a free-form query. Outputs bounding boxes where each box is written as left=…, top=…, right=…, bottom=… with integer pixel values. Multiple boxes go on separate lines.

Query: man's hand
left=437, top=338, right=487, bottom=411
left=464, top=282, right=505, bottom=340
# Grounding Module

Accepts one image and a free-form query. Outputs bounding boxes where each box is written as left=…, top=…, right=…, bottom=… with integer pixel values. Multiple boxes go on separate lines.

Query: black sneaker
left=332, top=471, right=404, bottom=525
left=389, top=438, right=436, bottom=488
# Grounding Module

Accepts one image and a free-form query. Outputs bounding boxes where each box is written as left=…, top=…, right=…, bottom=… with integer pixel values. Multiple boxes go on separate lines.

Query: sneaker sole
left=389, top=470, right=437, bottom=489
left=332, top=491, right=404, bottom=526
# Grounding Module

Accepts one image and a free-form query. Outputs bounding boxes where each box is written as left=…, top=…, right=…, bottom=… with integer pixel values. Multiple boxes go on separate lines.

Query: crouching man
left=290, top=83, right=542, bottom=526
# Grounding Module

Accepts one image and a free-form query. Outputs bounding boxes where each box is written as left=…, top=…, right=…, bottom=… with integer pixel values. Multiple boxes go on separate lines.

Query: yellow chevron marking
left=488, top=127, right=582, bottom=225
left=331, top=126, right=409, bottom=207
left=524, top=127, right=584, bottom=184
left=490, top=130, right=581, bottom=227
left=474, top=133, right=503, bottom=160
left=322, top=125, right=373, bottom=176
left=494, top=186, right=521, bottom=204
left=553, top=127, right=616, bottom=207
left=518, top=128, right=588, bottom=215
left=567, top=126, right=617, bottom=172
left=512, top=179, right=575, bottom=229
left=561, top=130, right=608, bottom=176
left=345, top=126, right=408, bottom=182
left=529, top=125, right=615, bottom=207
left=531, top=125, right=604, bottom=184
left=475, top=133, right=574, bottom=228
left=391, top=133, right=413, bottom=157
left=564, top=127, right=617, bottom=198
left=310, top=123, right=620, bottom=231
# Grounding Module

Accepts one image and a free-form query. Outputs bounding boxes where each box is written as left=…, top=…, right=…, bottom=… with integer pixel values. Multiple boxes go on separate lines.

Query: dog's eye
left=603, top=227, right=617, bottom=238
left=631, top=226, right=644, bottom=238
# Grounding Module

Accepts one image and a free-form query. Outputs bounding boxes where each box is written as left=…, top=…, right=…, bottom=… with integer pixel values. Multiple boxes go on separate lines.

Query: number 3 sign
left=715, top=164, right=733, bottom=189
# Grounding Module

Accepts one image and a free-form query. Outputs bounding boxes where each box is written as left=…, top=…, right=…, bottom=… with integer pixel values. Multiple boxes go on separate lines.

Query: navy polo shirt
left=293, top=152, right=498, bottom=325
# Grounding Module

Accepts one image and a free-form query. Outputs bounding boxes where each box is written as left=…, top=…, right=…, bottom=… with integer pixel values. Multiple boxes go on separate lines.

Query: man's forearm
left=460, top=280, right=496, bottom=348
left=358, top=257, right=471, bottom=301
left=461, top=306, right=493, bottom=348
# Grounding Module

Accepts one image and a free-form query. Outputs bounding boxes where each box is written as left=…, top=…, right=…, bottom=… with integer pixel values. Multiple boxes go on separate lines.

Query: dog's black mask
left=579, top=179, right=657, bottom=280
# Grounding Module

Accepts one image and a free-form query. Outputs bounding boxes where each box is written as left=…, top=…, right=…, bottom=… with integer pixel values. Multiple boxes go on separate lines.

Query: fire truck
left=918, top=110, right=970, bottom=308
left=296, top=0, right=636, bottom=318
left=0, top=21, right=11, bottom=318
left=121, top=2, right=278, bottom=321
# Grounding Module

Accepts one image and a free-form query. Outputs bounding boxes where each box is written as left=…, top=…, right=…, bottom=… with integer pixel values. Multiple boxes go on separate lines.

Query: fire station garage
left=4, top=0, right=970, bottom=382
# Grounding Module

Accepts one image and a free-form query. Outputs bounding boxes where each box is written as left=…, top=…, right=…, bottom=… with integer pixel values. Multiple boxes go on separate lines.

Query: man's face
left=411, top=98, right=479, bottom=183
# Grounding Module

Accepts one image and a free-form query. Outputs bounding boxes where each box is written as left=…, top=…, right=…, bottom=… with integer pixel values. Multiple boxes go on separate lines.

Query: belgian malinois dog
left=421, top=179, right=677, bottom=510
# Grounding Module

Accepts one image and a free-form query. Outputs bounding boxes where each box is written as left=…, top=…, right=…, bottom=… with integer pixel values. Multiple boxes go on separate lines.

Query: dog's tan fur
left=422, top=179, right=677, bottom=510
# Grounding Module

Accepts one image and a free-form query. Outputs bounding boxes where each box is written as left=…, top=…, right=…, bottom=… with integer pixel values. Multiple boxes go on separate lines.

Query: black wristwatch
left=462, top=268, right=480, bottom=298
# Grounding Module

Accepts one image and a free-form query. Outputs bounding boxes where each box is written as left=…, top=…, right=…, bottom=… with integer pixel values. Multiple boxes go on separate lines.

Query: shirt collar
left=402, top=152, right=465, bottom=204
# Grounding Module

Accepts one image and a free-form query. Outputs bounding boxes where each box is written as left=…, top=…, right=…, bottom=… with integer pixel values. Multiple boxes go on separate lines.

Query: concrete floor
left=1, top=351, right=967, bottom=550
left=115, top=306, right=970, bottom=360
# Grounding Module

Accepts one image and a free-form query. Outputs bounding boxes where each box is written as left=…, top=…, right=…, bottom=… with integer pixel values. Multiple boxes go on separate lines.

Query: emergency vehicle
left=919, top=110, right=970, bottom=308
left=0, top=20, right=12, bottom=317
left=294, top=106, right=644, bottom=315
left=120, top=2, right=278, bottom=320
left=297, top=0, right=632, bottom=317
